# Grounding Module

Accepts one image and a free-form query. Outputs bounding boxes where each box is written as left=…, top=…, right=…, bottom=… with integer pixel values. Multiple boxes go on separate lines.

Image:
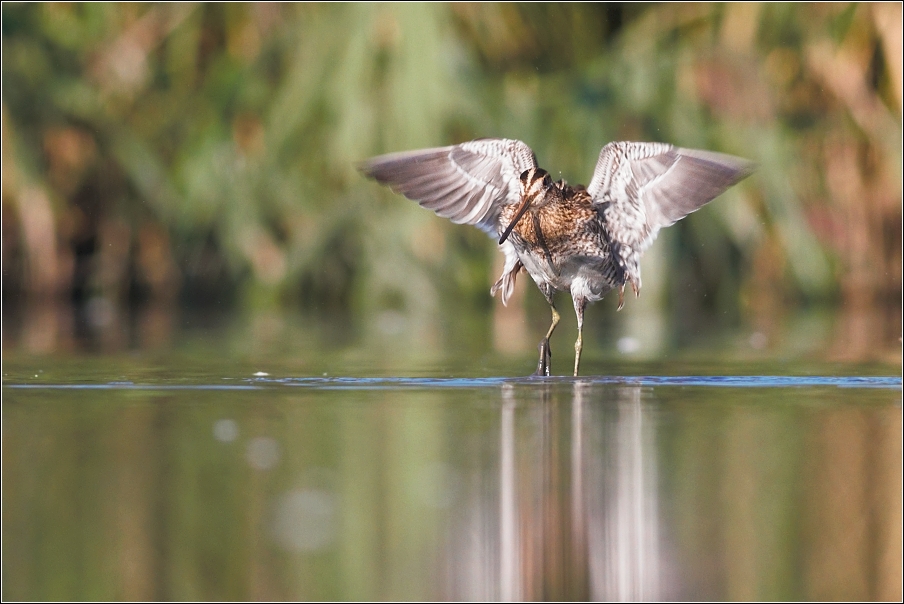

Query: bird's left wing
left=586, top=141, right=753, bottom=287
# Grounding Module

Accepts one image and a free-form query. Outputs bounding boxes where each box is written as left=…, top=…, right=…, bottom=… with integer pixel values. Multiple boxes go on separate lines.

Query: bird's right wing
left=358, top=138, right=538, bottom=236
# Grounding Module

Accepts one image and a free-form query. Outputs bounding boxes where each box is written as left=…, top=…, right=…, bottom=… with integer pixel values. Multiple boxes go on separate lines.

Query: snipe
left=360, top=138, right=753, bottom=376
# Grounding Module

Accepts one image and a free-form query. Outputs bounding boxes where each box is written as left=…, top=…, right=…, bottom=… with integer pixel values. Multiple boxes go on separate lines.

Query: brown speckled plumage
left=360, top=138, right=753, bottom=376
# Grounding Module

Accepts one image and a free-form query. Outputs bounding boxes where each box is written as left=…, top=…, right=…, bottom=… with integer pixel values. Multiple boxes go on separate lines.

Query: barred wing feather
left=359, top=138, right=538, bottom=236
left=587, top=141, right=753, bottom=285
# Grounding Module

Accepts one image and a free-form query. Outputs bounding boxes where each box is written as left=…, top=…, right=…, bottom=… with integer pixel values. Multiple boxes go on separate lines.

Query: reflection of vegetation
left=2, top=4, right=901, bottom=329
left=2, top=380, right=901, bottom=599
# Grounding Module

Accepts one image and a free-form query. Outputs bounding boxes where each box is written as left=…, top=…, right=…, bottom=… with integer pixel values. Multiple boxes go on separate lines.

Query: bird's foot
left=533, top=338, right=552, bottom=377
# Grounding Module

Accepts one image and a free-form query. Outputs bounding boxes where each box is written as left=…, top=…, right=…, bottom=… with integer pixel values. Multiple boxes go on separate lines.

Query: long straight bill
left=498, top=196, right=533, bottom=244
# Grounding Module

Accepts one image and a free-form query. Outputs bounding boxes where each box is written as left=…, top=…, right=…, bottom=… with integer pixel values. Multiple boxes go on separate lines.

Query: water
left=2, top=357, right=901, bottom=601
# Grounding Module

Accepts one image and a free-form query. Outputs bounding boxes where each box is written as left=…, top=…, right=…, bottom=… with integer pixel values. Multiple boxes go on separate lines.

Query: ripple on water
left=4, top=375, right=901, bottom=391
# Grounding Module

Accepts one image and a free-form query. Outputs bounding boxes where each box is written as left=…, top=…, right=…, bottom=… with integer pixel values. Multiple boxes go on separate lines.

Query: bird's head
left=499, top=168, right=555, bottom=245
left=520, top=168, right=553, bottom=204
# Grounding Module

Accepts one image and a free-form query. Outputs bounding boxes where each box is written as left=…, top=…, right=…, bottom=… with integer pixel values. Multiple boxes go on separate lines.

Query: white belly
left=519, top=251, right=615, bottom=303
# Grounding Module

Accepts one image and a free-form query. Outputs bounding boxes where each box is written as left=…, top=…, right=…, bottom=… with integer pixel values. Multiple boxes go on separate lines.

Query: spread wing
left=587, top=141, right=753, bottom=285
left=358, top=138, right=538, bottom=236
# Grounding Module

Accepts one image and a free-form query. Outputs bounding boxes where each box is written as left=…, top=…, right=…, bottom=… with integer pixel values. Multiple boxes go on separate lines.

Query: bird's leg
left=535, top=306, right=559, bottom=377
left=534, top=284, right=558, bottom=377
left=573, top=296, right=587, bottom=377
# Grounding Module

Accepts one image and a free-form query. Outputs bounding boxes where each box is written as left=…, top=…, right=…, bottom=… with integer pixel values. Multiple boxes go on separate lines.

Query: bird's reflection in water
left=587, top=385, right=660, bottom=601
left=489, top=382, right=660, bottom=601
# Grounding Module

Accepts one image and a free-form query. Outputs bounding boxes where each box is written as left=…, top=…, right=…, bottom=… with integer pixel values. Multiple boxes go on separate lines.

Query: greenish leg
left=573, top=297, right=587, bottom=377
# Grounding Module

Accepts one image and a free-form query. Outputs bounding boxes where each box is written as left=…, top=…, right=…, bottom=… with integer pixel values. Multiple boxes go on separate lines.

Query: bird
left=359, top=138, right=753, bottom=377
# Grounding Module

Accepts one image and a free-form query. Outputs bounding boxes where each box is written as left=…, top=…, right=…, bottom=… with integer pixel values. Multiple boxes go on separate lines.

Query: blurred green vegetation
left=2, top=3, right=901, bottom=350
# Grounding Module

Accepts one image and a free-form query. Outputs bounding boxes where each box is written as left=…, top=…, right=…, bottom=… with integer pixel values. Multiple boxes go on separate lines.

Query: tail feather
left=490, top=259, right=522, bottom=306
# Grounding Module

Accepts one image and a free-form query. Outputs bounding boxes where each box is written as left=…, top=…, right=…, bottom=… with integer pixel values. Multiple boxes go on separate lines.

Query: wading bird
left=360, top=138, right=752, bottom=376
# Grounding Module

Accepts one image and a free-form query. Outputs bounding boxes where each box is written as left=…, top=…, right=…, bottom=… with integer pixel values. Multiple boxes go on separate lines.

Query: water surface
left=3, top=359, right=901, bottom=601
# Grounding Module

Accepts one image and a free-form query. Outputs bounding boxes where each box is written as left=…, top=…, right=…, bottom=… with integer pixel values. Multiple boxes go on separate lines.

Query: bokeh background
left=2, top=2, right=902, bottom=364
left=2, top=5, right=902, bottom=602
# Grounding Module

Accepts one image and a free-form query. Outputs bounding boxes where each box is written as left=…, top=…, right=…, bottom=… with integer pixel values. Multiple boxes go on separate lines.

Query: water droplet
left=617, top=336, right=641, bottom=354
left=270, top=488, right=336, bottom=552
left=213, top=419, right=239, bottom=442
left=246, top=437, right=280, bottom=470
left=749, top=332, right=768, bottom=350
